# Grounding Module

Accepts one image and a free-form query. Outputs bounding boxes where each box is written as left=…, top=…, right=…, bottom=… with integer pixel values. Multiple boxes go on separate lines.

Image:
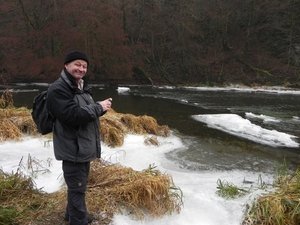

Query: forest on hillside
left=0, top=0, right=299, bottom=86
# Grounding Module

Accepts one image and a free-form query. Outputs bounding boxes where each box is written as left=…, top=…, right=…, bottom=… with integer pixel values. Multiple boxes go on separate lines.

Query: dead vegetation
left=243, top=168, right=300, bottom=225
left=100, top=110, right=169, bottom=147
left=0, top=160, right=183, bottom=225
left=0, top=90, right=181, bottom=225
left=0, top=168, right=49, bottom=225
left=0, top=91, right=32, bottom=142
left=87, top=160, right=182, bottom=219
left=0, top=159, right=183, bottom=225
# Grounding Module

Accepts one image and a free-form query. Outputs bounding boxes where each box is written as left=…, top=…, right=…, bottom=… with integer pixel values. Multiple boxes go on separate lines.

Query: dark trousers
left=63, top=161, right=90, bottom=225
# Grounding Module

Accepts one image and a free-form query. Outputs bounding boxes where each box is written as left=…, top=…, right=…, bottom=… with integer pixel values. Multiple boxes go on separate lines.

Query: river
left=6, top=83, right=300, bottom=172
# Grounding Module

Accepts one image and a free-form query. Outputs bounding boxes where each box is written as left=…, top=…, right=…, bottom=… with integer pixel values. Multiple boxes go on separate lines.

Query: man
left=47, top=51, right=112, bottom=225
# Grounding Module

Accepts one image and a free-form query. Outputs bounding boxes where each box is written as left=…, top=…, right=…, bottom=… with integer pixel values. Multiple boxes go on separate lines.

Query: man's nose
left=78, top=66, right=86, bottom=70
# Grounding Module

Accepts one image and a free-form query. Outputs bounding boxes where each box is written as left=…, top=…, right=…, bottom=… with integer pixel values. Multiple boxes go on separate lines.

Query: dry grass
left=87, top=160, right=183, bottom=219
left=0, top=168, right=51, bottom=225
left=0, top=160, right=183, bottom=225
left=99, top=110, right=170, bottom=147
left=243, top=168, right=300, bottom=225
left=0, top=91, right=38, bottom=141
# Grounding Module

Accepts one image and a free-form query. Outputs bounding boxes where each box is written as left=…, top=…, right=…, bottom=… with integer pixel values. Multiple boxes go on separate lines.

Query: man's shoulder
left=48, top=77, right=74, bottom=98
left=49, top=78, right=65, bottom=90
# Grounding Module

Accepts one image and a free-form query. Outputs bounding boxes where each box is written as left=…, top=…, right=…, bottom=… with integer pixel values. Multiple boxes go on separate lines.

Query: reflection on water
left=7, top=84, right=300, bottom=172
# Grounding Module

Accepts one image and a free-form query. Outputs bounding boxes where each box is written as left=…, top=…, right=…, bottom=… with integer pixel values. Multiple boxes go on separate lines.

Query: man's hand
left=98, top=98, right=112, bottom=111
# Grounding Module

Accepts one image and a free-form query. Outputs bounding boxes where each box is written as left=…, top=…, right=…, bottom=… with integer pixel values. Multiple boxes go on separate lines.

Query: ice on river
left=192, top=113, right=299, bottom=148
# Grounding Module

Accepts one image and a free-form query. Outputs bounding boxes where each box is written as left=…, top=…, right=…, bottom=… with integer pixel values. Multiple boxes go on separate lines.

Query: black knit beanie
left=64, top=51, right=89, bottom=66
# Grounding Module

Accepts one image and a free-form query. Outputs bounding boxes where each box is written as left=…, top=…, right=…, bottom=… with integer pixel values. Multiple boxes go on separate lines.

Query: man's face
left=65, top=59, right=88, bottom=81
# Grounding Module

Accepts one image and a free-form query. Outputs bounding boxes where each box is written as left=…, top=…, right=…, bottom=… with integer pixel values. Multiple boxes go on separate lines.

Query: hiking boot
left=64, top=213, right=94, bottom=224
left=86, top=213, right=94, bottom=223
left=63, top=211, right=69, bottom=221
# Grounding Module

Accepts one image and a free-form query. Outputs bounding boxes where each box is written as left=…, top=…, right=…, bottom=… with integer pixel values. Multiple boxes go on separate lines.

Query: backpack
left=31, top=90, right=55, bottom=135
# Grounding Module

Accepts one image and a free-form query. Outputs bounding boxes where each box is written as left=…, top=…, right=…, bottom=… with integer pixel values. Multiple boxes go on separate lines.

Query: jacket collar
left=60, top=69, right=92, bottom=94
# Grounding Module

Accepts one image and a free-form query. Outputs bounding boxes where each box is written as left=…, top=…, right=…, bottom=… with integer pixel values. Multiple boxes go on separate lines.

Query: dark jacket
left=47, top=69, right=105, bottom=162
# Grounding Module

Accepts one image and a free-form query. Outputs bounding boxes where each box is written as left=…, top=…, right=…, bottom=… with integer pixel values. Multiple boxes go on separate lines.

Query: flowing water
left=7, top=83, right=300, bottom=173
